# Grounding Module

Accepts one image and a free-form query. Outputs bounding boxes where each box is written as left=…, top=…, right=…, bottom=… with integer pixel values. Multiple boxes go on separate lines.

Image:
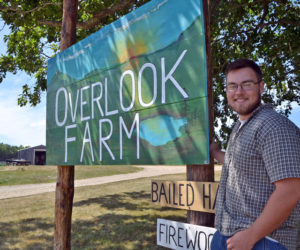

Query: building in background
left=17, top=145, right=46, bottom=165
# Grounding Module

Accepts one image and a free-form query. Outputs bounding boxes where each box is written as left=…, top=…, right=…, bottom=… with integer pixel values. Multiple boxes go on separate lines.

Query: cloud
left=0, top=73, right=46, bottom=147
left=30, top=120, right=46, bottom=128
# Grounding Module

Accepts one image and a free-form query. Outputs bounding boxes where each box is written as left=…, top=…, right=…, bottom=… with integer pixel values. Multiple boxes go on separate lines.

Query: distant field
left=0, top=165, right=141, bottom=186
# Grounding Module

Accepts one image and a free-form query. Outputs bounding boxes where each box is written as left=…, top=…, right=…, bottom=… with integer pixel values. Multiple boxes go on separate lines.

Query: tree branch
left=209, top=0, right=222, bottom=26
left=262, top=19, right=299, bottom=27
left=38, top=0, right=138, bottom=29
left=38, top=20, right=62, bottom=28
left=212, top=16, right=298, bottom=45
left=0, top=2, right=61, bottom=15
left=41, top=52, right=51, bottom=59
left=254, top=1, right=270, bottom=34
left=77, top=0, right=137, bottom=29
left=0, top=22, right=5, bottom=32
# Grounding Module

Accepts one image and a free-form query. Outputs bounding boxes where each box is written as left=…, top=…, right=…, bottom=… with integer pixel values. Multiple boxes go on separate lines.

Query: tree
left=0, top=0, right=299, bottom=145
left=0, top=142, right=28, bottom=161
left=209, top=0, right=299, bottom=146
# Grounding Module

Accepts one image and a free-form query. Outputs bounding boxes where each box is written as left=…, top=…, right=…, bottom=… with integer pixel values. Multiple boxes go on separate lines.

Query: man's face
left=226, top=67, right=264, bottom=120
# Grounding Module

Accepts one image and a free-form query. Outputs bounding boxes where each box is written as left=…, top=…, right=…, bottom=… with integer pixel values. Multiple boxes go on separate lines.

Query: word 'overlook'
left=55, top=50, right=188, bottom=127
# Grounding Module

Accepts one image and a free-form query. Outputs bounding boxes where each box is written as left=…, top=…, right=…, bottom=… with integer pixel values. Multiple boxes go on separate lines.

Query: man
left=210, top=59, right=300, bottom=250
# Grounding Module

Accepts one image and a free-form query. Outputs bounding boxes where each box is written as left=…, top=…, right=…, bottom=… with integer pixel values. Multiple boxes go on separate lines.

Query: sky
left=0, top=20, right=46, bottom=147
left=0, top=20, right=299, bottom=147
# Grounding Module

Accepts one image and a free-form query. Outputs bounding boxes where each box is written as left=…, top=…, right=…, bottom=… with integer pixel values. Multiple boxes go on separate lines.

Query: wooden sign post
left=187, top=0, right=214, bottom=227
left=54, top=0, right=77, bottom=249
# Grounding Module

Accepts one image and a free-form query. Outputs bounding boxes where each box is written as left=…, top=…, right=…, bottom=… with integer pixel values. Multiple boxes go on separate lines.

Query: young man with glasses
left=210, top=59, right=300, bottom=250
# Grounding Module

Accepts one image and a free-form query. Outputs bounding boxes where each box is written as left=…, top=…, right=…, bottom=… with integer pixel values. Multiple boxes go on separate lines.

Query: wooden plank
left=157, top=218, right=216, bottom=250
left=151, top=181, right=219, bottom=213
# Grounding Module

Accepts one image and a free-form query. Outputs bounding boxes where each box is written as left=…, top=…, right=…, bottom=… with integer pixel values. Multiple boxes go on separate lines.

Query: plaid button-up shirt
left=215, top=104, right=300, bottom=250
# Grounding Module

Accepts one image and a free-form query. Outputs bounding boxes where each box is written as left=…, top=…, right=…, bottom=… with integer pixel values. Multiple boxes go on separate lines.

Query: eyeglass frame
left=226, top=79, right=262, bottom=92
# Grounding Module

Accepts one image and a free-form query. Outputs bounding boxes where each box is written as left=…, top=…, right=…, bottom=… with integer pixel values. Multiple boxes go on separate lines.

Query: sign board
left=157, top=219, right=216, bottom=250
left=152, top=181, right=219, bottom=213
left=46, top=0, right=209, bottom=165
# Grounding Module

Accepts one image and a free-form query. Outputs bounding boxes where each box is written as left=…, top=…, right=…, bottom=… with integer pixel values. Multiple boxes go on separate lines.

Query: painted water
left=139, top=115, right=187, bottom=146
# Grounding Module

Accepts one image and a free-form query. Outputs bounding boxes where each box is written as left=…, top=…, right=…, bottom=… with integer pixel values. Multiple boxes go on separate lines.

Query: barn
left=17, top=145, right=46, bottom=165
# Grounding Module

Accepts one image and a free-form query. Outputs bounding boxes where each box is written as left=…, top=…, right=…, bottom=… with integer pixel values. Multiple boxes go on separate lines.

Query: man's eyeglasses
left=226, top=80, right=261, bottom=92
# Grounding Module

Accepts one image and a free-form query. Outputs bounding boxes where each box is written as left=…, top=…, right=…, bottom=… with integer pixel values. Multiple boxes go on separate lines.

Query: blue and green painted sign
left=46, top=0, right=209, bottom=165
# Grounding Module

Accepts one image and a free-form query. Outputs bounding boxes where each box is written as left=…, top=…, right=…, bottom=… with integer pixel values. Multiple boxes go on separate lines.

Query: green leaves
left=0, top=142, right=28, bottom=161
left=210, top=0, right=300, bottom=145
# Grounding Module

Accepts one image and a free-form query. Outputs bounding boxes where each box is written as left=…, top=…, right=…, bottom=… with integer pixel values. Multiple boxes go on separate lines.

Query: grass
left=0, top=166, right=222, bottom=249
left=0, top=166, right=298, bottom=249
left=0, top=173, right=187, bottom=249
left=0, top=165, right=141, bottom=186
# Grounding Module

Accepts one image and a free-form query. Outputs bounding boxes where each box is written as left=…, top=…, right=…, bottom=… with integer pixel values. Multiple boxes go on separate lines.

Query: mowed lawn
left=0, top=172, right=188, bottom=249
left=0, top=165, right=141, bottom=186
left=0, top=165, right=211, bottom=249
left=1, top=166, right=298, bottom=249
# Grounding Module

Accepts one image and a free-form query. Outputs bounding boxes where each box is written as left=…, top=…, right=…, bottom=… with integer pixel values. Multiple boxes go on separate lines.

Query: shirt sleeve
left=262, top=121, right=300, bottom=183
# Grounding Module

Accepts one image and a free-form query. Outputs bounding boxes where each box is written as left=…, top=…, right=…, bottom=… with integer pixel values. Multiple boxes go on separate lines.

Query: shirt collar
left=235, top=103, right=273, bottom=131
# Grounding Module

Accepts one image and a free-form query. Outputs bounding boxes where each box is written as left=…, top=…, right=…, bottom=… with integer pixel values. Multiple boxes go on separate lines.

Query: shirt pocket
left=232, top=134, right=265, bottom=176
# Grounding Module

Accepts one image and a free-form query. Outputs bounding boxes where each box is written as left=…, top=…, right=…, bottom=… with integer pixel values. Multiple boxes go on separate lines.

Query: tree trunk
left=54, top=0, right=78, bottom=249
left=187, top=0, right=215, bottom=227
left=60, top=0, right=78, bottom=52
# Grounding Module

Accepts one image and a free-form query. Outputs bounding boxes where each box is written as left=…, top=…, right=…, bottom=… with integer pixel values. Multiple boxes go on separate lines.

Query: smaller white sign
left=157, top=218, right=216, bottom=250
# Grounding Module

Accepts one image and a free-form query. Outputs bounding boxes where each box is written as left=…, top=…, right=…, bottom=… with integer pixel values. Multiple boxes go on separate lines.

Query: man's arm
left=227, top=178, right=300, bottom=250
left=210, top=140, right=225, bottom=164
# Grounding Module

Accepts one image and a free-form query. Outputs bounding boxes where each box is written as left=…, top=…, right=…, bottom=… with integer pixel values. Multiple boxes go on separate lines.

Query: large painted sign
left=46, top=0, right=209, bottom=165
left=152, top=181, right=219, bottom=213
left=157, top=219, right=216, bottom=250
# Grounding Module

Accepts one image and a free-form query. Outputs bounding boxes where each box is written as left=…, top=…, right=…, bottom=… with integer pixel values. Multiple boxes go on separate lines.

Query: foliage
left=0, top=0, right=299, bottom=145
left=0, top=142, right=28, bottom=160
left=210, top=0, right=300, bottom=146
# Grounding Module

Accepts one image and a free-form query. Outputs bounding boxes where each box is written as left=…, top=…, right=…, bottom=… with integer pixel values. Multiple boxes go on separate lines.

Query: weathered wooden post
left=54, top=0, right=78, bottom=249
left=187, top=0, right=215, bottom=227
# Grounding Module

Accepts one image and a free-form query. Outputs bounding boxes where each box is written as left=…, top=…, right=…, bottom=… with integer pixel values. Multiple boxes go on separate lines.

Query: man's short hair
left=225, top=59, right=262, bottom=80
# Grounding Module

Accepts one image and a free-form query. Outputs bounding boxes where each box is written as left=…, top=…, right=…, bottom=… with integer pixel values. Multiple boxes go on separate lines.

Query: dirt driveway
left=0, top=165, right=186, bottom=200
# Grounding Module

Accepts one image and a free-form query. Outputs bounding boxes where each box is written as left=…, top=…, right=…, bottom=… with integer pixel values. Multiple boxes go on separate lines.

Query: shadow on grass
left=72, top=213, right=185, bottom=250
left=0, top=218, right=53, bottom=249
left=73, top=191, right=151, bottom=210
left=0, top=191, right=185, bottom=249
left=72, top=191, right=186, bottom=249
